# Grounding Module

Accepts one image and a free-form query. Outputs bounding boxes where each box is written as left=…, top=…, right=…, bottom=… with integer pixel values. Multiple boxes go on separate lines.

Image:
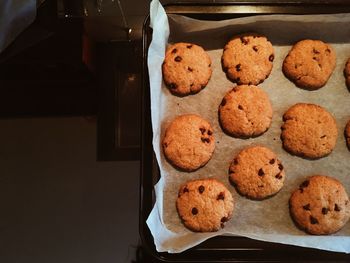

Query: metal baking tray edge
left=140, top=2, right=350, bottom=262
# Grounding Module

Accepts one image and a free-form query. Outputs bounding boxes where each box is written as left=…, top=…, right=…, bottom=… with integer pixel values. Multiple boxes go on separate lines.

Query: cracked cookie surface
left=176, top=178, right=234, bottom=232
left=162, top=42, right=212, bottom=96
left=221, top=34, right=274, bottom=85
left=162, top=114, right=215, bottom=171
left=289, top=175, right=350, bottom=235
left=219, top=85, right=273, bottom=138
left=283, top=39, right=336, bottom=90
left=229, top=146, right=285, bottom=200
left=281, top=103, right=338, bottom=159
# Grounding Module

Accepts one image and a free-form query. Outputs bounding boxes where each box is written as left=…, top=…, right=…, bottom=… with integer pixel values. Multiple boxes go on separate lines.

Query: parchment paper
left=147, top=0, right=350, bottom=253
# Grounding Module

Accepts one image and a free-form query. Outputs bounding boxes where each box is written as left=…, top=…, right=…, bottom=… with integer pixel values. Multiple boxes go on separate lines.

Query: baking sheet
left=146, top=0, right=350, bottom=253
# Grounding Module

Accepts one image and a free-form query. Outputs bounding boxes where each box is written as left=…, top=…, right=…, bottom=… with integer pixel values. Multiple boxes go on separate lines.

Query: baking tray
left=140, top=1, right=350, bottom=262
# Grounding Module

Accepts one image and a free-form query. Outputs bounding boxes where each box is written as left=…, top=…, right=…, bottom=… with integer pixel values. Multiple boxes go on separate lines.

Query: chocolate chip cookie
left=221, top=34, right=274, bottom=85
left=344, top=58, right=350, bottom=90
left=281, top=103, right=338, bottom=159
left=162, top=114, right=215, bottom=171
left=289, top=175, right=350, bottom=235
left=219, top=85, right=273, bottom=138
left=345, top=119, right=350, bottom=150
left=229, top=146, right=285, bottom=200
left=283, top=40, right=336, bottom=90
left=162, top=42, right=212, bottom=96
left=176, top=178, right=234, bottom=232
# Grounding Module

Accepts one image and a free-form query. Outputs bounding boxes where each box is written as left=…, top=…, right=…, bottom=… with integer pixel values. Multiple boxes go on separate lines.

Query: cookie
left=162, top=43, right=212, bottom=96
left=162, top=114, right=215, bottom=171
left=344, top=58, right=350, bottom=90
left=281, top=103, right=338, bottom=159
left=176, top=178, right=234, bottom=232
left=345, top=119, right=350, bottom=150
left=229, top=146, right=285, bottom=200
left=221, top=34, right=274, bottom=85
left=289, top=175, right=350, bottom=235
left=219, top=85, right=273, bottom=138
left=283, top=40, right=336, bottom=90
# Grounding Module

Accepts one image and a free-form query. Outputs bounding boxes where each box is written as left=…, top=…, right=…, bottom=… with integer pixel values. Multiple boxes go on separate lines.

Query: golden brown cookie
left=176, top=178, right=234, bottom=232
left=221, top=34, right=274, bottom=85
left=229, top=146, right=285, bottom=200
left=289, top=175, right=350, bottom=235
left=219, top=85, right=273, bottom=138
left=283, top=40, right=336, bottom=90
left=162, top=114, right=215, bottom=171
left=345, top=119, right=350, bottom=150
left=281, top=103, right=338, bottom=159
left=344, top=58, right=350, bottom=90
left=162, top=43, right=212, bottom=96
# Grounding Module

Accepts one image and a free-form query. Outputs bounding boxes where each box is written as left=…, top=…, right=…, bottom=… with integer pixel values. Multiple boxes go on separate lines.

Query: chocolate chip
left=269, top=159, right=275, bottom=165
left=320, top=135, right=326, bottom=138
left=236, top=77, right=241, bottom=83
left=221, top=217, right=228, bottom=222
left=325, top=48, right=331, bottom=53
left=188, top=67, right=193, bottom=72
left=269, top=54, right=274, bottom=62
left=240, top=37, right=249, bottom=45
left=278, top=163, right=284, bottom=171
left=207, top=130, right=213, bottom=136
left=253, top=46, right=258, bottom=52
left=300, top=180, right=309, bottom=189
left=235, top=64, right=241, bottom=71
left=174, top=56, right=182, bottom=62
left=208, top=63, right=211, bottom=67
left=198, top=185, right=205, bottom=194
left=233, top=158, right=238, bottom=165
left=190, top=83, right=194, bottom=87
left=310, top=216, right=319, bottom=224
left=322, top=207, right=328, bottom=215
left=183, top=187, right=189, bottom=193
left=335, top=204, right=341, bottom=212
left=313, top=56, right=317, bottom=61
left=217, top=192, right=225, bottom=200
left=258, top=168, right=265, bottom=176
left=192, top=207, right=198, bottom=215
left=169, top=83, right=177, bottom=89
left=303, top=204, right=311, bottom=211
left=258, top=185, right=264, bottom=188
left=201, top=137, right=210, bottom=143
left=313, top=48, right=320, bottom=54
left=186, top=44, right=193, bottom=49
left=199, top=127, right=206, bottom=134
left=275, top=173, right=283, bottom=180
left=171, top=48, right=177, bottom=54
left=238, top=105, right=243, bottom=110
left=221, top=98, right=226, bottom=106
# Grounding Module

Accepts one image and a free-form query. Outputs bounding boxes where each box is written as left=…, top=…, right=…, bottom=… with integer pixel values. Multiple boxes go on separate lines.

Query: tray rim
left=140, top=2, right=350, bottom=262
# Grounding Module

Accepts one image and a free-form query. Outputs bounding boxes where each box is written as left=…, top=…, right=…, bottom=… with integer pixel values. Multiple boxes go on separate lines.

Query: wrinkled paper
left=147, top=0, right=350, bottom=253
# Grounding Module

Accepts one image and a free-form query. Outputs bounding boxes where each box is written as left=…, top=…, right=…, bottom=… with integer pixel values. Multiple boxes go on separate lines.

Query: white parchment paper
left=147, top=0, right=350, bottom=253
